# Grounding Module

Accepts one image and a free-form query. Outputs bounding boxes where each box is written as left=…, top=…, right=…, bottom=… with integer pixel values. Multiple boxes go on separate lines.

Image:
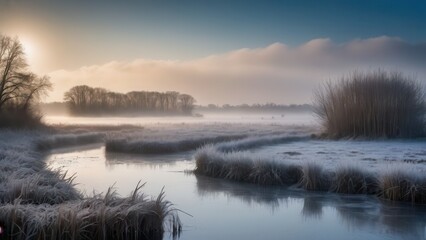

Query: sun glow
left=18, top=36, right=44, bottom=72
left=20, top=37, right=36, bottom=60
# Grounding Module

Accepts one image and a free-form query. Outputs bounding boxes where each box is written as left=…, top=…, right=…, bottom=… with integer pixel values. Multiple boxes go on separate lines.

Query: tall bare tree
left=0, top=35, right=51, bottom=113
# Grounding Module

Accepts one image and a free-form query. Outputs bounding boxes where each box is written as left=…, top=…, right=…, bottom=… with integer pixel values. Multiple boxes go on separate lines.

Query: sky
left=1, top=0, right=426, bottom=104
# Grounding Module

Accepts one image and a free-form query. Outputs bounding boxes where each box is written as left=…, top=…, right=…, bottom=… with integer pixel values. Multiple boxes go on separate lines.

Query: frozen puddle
left=45, top=144, right=426, bottom=240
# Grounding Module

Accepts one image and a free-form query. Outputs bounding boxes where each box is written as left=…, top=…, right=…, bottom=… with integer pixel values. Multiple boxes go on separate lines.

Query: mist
left=47, top=37, right=426, bottom=105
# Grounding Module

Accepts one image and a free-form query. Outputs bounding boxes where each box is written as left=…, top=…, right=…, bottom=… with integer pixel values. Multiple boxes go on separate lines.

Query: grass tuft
left=299, top=162, right=329, bottom=191
left=331, top=164, right=378, bottom=194
left=379, top=168, right=426, bottom=204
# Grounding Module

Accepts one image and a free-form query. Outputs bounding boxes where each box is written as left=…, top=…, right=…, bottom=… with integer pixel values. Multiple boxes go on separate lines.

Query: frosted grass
left=0, top=129, right=181, bottom=239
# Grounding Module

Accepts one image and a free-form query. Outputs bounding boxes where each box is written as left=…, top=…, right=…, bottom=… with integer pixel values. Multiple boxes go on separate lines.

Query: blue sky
left=1, top=0, right=425, bottom=104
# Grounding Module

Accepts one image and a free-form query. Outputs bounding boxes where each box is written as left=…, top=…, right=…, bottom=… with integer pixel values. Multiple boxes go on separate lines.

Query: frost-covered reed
left=379, top=168, right=426, bottom=204
left=331, top=164, right=378, bottom=194
left=1, top=170, right=81, bottom=205
left=106, top=134, right=247, bottom=154
left=194, top=146, right=302, bottom=186
left=194, top=145, right=426, bottom=204
left=0, top=183, right=181, bottom=240
left=299, top=162, right=330, bottom=191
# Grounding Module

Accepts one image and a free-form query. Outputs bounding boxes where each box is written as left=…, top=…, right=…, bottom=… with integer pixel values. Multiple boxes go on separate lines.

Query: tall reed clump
left=314, top=70, right=426, bottom=138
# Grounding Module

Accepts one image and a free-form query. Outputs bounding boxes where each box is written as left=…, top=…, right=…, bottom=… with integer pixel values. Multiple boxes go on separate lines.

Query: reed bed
left=194, top=145, right=426, bottom=204
left=314, top=70, right=426, bottom=138
left=194, top=146, right=303, bottom=186
left=0, top=183, right=181, bottom=240
left=105, top=134, right=247, bottom=154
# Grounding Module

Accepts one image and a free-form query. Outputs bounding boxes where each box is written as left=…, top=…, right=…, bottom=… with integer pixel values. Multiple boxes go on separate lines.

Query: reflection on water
left=195, top=175, right=426, bottom=240
left=45, top=145, right=426, bottom=240
left=302, top=195, right=323, bottom=219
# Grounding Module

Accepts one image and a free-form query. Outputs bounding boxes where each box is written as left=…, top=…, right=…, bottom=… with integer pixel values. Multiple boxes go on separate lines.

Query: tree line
left=64, top=85, right=196, bottom=115
left=0, top=35, right=51, bottom=127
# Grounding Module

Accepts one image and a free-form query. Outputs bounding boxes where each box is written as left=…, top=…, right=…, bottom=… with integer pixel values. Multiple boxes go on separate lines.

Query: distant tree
left=63, top=85, right=92, bottom=113
left=179, top=94, right=195, bottom=114
left=207, top=104, right=218, bottom=109
left=166, top=91, right=179, bottom=111
left=0, top=34, right=51, bottom=127
left=222, top=104, right=231, bottom=109
left=64, top=85, right=196, bottom=115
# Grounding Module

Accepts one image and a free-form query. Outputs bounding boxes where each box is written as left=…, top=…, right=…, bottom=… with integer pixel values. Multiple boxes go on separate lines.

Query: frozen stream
left=45, top=144, right=426, bottom=240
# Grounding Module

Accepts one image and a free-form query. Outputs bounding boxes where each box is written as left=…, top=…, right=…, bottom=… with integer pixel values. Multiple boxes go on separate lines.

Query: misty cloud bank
left=49, top=36, right=426, bottom=105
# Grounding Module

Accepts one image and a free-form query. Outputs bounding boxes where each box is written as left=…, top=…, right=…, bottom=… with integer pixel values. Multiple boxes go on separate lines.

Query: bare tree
left=0, top=34, right=51, bottom=127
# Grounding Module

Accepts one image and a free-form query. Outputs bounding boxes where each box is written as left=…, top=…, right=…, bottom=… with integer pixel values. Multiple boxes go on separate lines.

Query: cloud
left=48, top=36, right=426, bottom=104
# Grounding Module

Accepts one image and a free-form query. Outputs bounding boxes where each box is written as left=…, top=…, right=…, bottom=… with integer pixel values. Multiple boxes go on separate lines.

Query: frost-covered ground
left=0, top=130, right=81, bottom=204
left=252, top=139, right=426, bottom=173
